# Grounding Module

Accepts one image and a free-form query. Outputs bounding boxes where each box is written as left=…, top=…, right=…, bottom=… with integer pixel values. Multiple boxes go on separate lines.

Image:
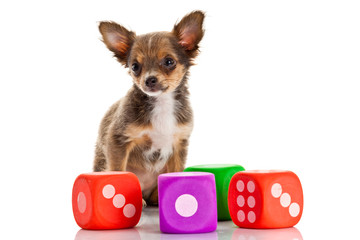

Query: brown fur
left=94, top=11, right=205, bottom=205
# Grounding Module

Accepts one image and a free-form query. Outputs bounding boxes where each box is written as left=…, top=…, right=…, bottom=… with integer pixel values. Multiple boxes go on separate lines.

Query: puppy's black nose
left=145, top=76, right=158, bottom=88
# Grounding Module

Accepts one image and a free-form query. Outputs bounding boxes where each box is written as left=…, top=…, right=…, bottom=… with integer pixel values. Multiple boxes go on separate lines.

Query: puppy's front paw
left=142, top=198, right=147, bottom=208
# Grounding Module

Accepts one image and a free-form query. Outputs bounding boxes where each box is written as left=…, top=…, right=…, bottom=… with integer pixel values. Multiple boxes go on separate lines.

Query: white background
left=0, top=0, right=359, bottom=239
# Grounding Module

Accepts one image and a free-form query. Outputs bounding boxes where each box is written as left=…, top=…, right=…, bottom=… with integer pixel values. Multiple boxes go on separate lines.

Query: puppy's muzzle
left=145, top=76, right=162, bottom=93
left=145, top=76, right=158, bottom=88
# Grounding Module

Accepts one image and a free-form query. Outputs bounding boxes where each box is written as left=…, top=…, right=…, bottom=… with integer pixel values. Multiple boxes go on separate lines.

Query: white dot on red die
left=175, top=194, right=198, bottom=217
left=77, top=192, right=86, bottom=213
left=247, top=181, right=255, bottom=193
left=271, top=183, right=282, bottom=198
left=123, top=204, right=136, bottom=218
left=280, top=193, right=291, bottom=207
left=237, top=180, right=245, bottom=192
left=289, top=202, right=300, bottom=217
left=248, top=211, right=256, bottom=223
left=113, top=194, right=125, bottom=208
left=247, top=196, right=256, bottom=208
left=102, top=184, right=115, bottom=199
left=237, top=195, right=245, bottom=207
left=237, top=210, right=245, bottom=222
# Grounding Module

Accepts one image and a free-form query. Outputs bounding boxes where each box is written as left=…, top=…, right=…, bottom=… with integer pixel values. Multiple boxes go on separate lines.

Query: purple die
left=158, top=172, right=217, bottom=233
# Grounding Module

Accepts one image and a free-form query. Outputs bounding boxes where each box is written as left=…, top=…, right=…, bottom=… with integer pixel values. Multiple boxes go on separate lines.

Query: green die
left=184, top=164, right=245, bottom=220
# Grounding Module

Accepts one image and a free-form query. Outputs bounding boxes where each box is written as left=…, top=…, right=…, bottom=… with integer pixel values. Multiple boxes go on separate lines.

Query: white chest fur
left=144, top=92, right=178, bottom=171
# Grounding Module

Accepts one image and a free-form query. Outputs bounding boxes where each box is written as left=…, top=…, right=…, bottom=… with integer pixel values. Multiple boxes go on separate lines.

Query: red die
left=72, top=172, right=142, bottom=229
left=228, top=170, right=303, bottom=228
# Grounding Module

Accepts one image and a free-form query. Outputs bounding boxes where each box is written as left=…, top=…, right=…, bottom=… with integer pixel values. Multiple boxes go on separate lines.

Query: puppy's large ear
left=99, top=22, right=136, bottom=66
left=173, top=11, right=205, bottom=58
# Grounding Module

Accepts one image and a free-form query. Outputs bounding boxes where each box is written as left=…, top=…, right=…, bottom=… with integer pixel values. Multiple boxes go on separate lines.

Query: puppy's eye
left=163, top=57, right=176, bottom=69
left=131, top=62, right=141, bottom=76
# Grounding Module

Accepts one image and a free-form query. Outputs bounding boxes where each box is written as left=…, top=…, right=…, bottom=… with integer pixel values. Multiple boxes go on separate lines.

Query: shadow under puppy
left=94, top=11, right=205, bottom=205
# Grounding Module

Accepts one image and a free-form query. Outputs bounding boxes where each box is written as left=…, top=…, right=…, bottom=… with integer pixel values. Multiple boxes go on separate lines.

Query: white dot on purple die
left=237, top=180, right=245, bottom=192
left=237, top=195, right=245, bottom=207
left=123, top=204, right=136, bottom=218
left=247, top=181, right=255, bottom=193
left=237, top=210, right=245, bottom=222
left=175, top=194, right=198, bottom=217
left=113, top=194, right=125, bottom=208
left=102, top=184, right=115, bottom=199
left=280, top=193, right=291, bottom=207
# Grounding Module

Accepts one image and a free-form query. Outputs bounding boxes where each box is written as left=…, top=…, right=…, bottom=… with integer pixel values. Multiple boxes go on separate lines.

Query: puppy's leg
left=166, top=139, right=189, bottom=173
left=142, top=199, right=147, bottom=207
left=106, top=134, right=135, bottom=171
left=148, top=187, right=158, bottom=206
left=93, top=144, right=107, bottom=172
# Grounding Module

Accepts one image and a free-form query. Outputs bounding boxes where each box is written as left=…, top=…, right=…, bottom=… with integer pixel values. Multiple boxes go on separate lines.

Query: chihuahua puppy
left=93, top=11, right=205, bottom=205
